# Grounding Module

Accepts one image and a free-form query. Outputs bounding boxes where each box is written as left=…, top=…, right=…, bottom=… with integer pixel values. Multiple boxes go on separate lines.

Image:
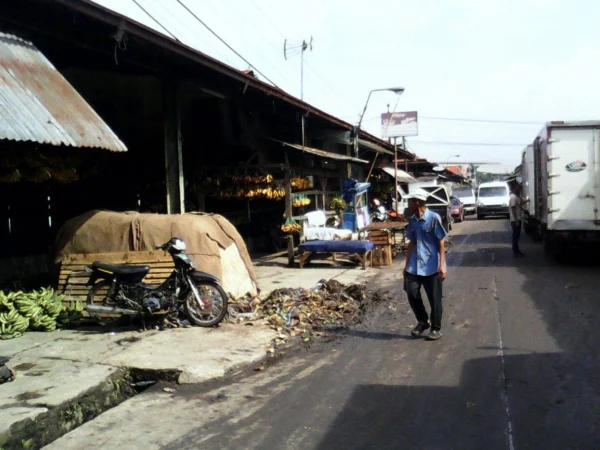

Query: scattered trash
left=163, top=387, right=177, bottom=393
left=0, top=357, right=15, bottom=384
left=230, top=280, right=391, bottom=354
left=565, top=284, right=579, bottom=289
left=230, top=279, right=391, bottom=333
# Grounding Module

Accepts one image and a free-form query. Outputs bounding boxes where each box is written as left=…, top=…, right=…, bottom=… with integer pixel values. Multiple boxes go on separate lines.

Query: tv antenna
left=284, top=37, right=313, bottom=100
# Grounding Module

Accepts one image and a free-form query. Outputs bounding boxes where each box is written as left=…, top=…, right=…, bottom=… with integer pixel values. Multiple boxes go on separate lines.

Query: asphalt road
left=48, top=217, right=600, bottom=450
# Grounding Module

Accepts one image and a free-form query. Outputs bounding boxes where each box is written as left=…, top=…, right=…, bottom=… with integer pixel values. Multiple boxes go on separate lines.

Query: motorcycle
left=370, top=199, right=388, bottom=222
left=84, top=237, right=228, bottom=328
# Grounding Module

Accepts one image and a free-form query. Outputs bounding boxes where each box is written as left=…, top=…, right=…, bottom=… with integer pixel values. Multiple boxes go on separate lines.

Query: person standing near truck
left=509, top=183, right=529, bottom=257
left=403, top=189, right=447, bottom=341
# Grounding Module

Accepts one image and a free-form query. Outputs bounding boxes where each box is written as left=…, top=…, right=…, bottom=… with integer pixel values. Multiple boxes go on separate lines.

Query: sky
left=93, top=0, right=600, bottom=167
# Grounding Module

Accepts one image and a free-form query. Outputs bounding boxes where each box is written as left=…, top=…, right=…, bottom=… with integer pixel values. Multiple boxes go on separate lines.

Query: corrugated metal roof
left=280, top=141, right=369, bottom=164
left=0, top=31, right=127, bottom=151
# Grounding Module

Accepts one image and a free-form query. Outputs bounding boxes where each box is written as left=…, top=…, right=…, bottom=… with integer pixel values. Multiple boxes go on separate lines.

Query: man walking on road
left=509, top=183, right=529, bottom=257
left=403, top=189, right=447, bottom=341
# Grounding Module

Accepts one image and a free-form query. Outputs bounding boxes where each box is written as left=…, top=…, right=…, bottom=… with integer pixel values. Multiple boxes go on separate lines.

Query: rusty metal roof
left=279, top=141, right=369, bottom=164
left=0, top=31, right=127, bottom=151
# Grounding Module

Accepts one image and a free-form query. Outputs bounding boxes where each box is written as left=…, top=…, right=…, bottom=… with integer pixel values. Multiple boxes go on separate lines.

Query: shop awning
left=0, top=31, right=127, bottom=151
left=358, top=139, right=394, bottom=156
left=381, top=167, right=416, bottom=183
left=281, top=142, right=369, bottom=164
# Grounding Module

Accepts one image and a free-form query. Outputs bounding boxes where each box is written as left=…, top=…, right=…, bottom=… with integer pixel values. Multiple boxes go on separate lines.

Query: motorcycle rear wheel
left=86, top=280, right=120, bottom=325
left=184, top=281, right=229, bottom=327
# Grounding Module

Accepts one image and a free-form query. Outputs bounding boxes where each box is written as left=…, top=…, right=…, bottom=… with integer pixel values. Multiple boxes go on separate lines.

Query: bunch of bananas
left=292, top=196, right=311, bottom=208
left=14, top=288, right=60, bottom=332
left=0, top=288, right=82, bottom=340
left=246, top=187, right=285, bottom=200
left=290, top=177, right=311, bottom=191
left=231, top=174, right=274, bottom=184
left=0, top=292, right=30, bottom=340
left=56, top=302, right=83, bottom=328
left=0, top=168, right=21, bottom=183
left=281, top=220, right=302, bottom=234
left=329, top=197, right=348, bottom=211
left=216, top=186, right=286, bottom=201
left=203, top=173, right=274, bottom=187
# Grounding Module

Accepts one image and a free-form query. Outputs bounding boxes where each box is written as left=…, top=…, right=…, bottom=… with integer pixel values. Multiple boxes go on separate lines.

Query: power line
left=131, top=0, right=179, bottom=41
left=360, top=114, right=543, bottom=126
left=249, top=0, right=286, bottom=39
left=246, top=0, right=360, bottom=113
left=152, top=1, right=236, bottom=66
left=423, top=116, right=542, bottom=125
left=176, top=0, right=279, bottom=87
left=410, top=141, right=525, bottom=147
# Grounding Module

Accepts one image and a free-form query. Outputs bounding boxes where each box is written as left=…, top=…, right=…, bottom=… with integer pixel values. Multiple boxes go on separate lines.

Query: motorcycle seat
left=92, top=262, right=151, bottom=276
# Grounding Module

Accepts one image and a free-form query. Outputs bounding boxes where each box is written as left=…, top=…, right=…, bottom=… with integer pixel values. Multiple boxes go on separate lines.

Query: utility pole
left=284, top=38, right=312, bottom=147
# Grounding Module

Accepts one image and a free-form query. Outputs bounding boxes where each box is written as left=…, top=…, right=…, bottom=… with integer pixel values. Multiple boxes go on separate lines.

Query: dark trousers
left=404, top=272, right=443, bottom=331
left=511, top=221, right=521, bottom=255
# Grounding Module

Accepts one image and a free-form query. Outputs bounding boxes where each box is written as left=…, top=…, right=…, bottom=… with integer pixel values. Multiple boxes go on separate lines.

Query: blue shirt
left=405, top=208, right=447, bottom=276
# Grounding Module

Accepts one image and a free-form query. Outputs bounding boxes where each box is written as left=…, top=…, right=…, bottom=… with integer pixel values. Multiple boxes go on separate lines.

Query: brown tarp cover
left=54, top=210, right=257, bottom=287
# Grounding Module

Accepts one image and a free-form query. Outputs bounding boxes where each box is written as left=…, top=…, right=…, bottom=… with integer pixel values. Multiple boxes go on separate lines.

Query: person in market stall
left=403, top=189, right=447, bottom=341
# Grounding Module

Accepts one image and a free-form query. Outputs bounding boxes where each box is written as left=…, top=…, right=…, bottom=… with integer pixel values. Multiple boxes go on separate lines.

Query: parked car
left=450, top=196, right=465, bottom=222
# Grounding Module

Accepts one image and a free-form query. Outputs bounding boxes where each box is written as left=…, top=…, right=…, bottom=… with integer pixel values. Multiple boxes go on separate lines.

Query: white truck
left=521, top=121, right=600, bottom=254
left=398, top=179, right=453, bottom=232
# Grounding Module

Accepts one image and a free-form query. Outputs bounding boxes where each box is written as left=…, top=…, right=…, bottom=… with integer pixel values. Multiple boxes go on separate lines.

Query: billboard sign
left=381, top=111, right=418, bottom=138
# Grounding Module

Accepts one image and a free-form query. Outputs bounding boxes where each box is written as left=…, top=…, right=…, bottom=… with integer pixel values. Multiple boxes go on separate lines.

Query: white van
left=453, top=186, right=477, bottom=215
left=477, top=181, right=510, bottom=220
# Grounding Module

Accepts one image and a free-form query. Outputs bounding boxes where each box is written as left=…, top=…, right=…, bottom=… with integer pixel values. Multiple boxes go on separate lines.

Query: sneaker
left=410, top=322, right=430, bottom=338
left=426, top=329, right=442, bottom=341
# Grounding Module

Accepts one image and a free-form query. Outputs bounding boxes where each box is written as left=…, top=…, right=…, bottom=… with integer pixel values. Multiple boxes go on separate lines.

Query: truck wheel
left=477, top=215, right=484, bottom=220
left=544, top=237, right=568, bottom=263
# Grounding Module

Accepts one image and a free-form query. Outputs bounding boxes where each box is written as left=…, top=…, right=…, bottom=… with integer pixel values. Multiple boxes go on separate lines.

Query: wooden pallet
left=57, top=251, right=174, bottom=307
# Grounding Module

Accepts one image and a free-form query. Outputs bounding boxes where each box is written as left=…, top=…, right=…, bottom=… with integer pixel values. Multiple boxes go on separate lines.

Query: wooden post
left=367, top=152, right=379, bottom=182
left=163, top=80, right=185, bottom=214
left=403, top=137, right=408, bottom=173
left=394, top=137, right=399, bottom=209
left=319, top=175, right=328, bottom=210
left=284, top=152, right=294, bottom=267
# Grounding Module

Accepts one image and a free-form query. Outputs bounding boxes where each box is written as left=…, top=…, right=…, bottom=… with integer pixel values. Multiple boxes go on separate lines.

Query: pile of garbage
left=229, top=279, right=390, bottom=339
left=0, top=288, right=82, bottom=340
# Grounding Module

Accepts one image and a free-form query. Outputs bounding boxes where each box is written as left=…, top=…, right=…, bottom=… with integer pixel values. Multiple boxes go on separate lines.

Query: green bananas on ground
left=0, top=288, right=82, bottom=339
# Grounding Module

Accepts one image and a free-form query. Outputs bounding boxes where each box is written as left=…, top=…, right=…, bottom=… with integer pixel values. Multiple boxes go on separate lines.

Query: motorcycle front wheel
left=184, top=281, right=228, bottom=327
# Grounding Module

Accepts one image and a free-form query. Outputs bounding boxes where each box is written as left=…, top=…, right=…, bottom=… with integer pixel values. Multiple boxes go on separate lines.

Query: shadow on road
left=316, top=352, right=600, bottom=450
left=347, top=330, right=414, bottom=341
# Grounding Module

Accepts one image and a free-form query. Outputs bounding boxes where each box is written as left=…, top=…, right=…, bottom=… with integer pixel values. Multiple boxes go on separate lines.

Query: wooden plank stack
left=57, top=251, right=174, bottom=308
left=368, top=230, right=393, bottom=267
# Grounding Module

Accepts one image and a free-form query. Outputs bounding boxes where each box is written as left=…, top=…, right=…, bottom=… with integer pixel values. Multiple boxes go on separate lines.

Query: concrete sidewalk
left=253, top=255, right=382, bottom=294
left=0, top=256, right=385, bottom=449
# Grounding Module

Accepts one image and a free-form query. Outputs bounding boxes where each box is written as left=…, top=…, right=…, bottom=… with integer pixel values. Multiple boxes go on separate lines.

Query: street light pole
left=354, top=87, right=405, bottom=158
